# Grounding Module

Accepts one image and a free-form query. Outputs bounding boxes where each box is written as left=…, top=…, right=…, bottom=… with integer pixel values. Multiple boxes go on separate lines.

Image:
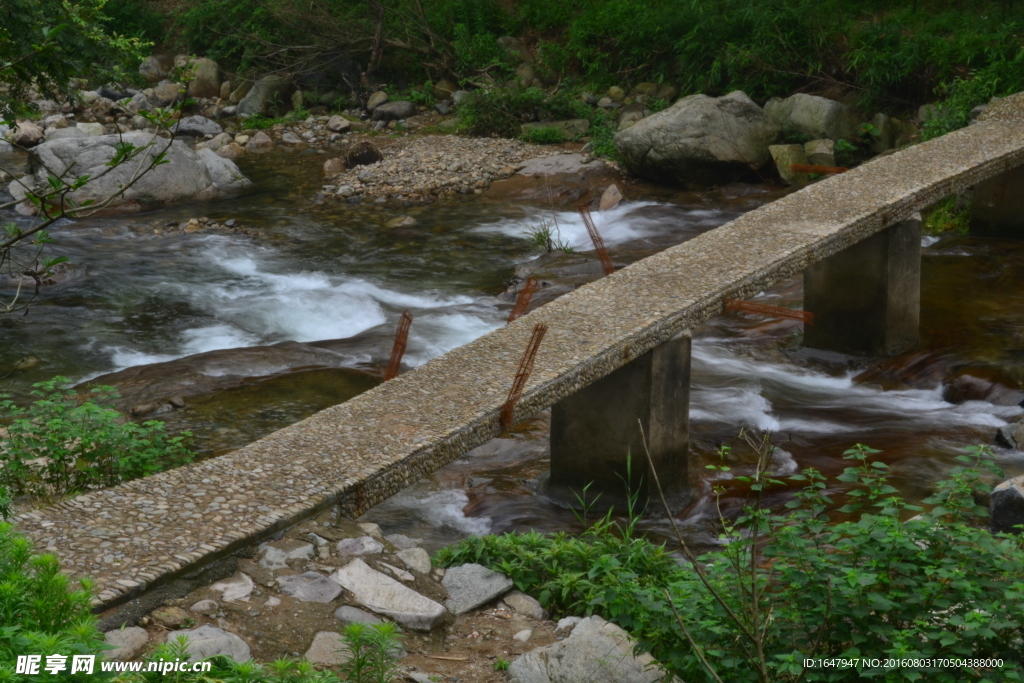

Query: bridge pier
left=970, top=167, right=1024, bottom=236
left=803, top=215, right=921, bottom=356
left=548, top=332, right=691, bottom=510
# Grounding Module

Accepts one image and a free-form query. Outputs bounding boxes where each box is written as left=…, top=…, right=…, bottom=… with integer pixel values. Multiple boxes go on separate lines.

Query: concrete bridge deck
left=14, top=98, right=1024, bottom=608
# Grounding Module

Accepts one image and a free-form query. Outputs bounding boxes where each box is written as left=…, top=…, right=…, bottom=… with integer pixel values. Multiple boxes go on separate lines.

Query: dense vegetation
left=136, top=0, right=1024, bottom=117
left=437, top=443, right=1024, bottom=682
left=0, top=378, right=193, bottom=503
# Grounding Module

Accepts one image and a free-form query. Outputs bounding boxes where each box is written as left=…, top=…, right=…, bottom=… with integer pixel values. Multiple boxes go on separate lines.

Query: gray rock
left=520, top=119, right=590, bottom=140
left=769, top=144, right=811, bottom=187
left=504, top=590, right=547, bottom=620
left=127, top=92, right=152, bottom=114
left=372, top=101, right=417, bottom=121
left=451, top=90, right=470, bottom=106
left=190, top=599, right=219, bottom=615
left=246, top=130, right=274, bottom=153
left=599, top=183, right=622, bottom=211
left=229, top=80, right=253, bottom=104
left=304, top=631, right=351, bottom=666
left=327, top=115, right=351, bottom=132
left=172, top=115, right=223, bottom=137
left=508, top=616, right=662, bottom=683
left=188, top=58, right=221, bottom=99
left=139, top=55, right=172, bottom=83
left=10, top=121, right=44, bottom=147
left=384, top=534, right=422, bottom=550
left=614, top=91, right=781, bottom=186
left=513, top=629, right=533, bottom=642
left=367, top=91, right=389, bottom=112
left=276, top=571, right=343, bottom=603
left=237, top=75, right=294, bottom=117
left=336, top=536, right=384, bottom=555
left=166, top=625, right=250, bottom=663
left=358, top=522, right=384, bottom=538
left=104, top=626, right=149, bottom=661
left=804, top=139, right=835, bottom=166
left=334, top=605, right=384, bottom=626
left=151, top=81, right=183, bottom=107
left=12, top=132, right=249, bottom=213
left=515, top=154, right=605, bottom=177
left=607, top=86, right=626, bottom=102
left=442, top=563, right=513, bottom=615
left=991, top=474, right=1024, bottom=534
left=330, top=559, right=447, bottom=631
left=434, top=100, right=452, bottom=116
left=396, top=547, right=431, bottom=574
left=554, top=616, right=582, bottom=634
left=44, top=127, right=87, bottom=142
left=76, top=122, right=105, bottom=137
left=764, top=93, right=861, bottom=142
left=209, top=572, right=255, bottom=602
left=195, top=147, right=252, bottom=195
left=597, top=97, right=615, bottom=108
left=258, top=539, right=315, bottom=569
left=616, top=105, right=645, bottom=131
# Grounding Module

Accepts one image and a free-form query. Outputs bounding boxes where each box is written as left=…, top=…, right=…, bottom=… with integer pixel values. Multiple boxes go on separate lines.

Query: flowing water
left=3, top=145, right=1024, bottom=553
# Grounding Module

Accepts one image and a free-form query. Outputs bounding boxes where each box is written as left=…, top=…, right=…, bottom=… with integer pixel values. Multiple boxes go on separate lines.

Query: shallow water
left=3, top=145, right=1023, bottom=553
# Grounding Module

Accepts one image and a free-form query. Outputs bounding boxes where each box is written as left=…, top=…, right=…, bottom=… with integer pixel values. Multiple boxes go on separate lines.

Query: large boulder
left=10, top=132, right=250, bottom=213
left=991, top=475, right=1024, bottom=534
left=139, top=55, right=172, bottom=83
left=613, top=91, right=781, bottom=186
left=237, top=75, right=295, bottom=117
left=372, top=100, right=417, bottom=121
left=508, top=615, right=664, bottom=683
left=171, top=115, right=223, bottom=137
left=9, top=121, right=44, bottom=148
left=764, top=93, right=861, bottom=142
left=151, top=81, right=184, bottom=107
left=188, top=58, right=222, bottom=99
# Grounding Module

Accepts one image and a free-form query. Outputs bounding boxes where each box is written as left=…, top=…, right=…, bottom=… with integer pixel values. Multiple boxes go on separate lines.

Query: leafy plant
left=523, top=218, right=573, bottom=253
left=924, top=195, right=971, bottom=234
left=0, top=486, right=11, bottom=521
left=0, top=378, right=193, bottom=500
left=339, top=622, right=402, bottom=683
left=493, top=657, right=510, bottom=671
left=458, top=87, right=588, bottom=138
left=520, top=126, right=565, bottom=144
left=0, top=522, right=104, bottom=683
left=438, top=440, right=1024, bottom=682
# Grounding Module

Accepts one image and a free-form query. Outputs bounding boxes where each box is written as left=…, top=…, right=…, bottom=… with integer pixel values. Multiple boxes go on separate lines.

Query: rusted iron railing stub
left=725, top=299, right=814, bottom=324
left=578, top=204, right=615, bottom=276
left=507, top=277, right=539, bottom=323
left=501, top=323, right=548, bottom=428
left=384, top=311, right=413, bottom=380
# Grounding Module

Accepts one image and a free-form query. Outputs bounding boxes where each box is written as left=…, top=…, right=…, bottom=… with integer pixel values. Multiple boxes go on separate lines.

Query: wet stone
left=276, top=571, right=343, bottom=603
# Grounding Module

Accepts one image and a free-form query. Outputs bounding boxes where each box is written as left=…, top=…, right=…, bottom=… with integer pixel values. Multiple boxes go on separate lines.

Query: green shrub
left=438, top=443, right=1024, bottom=682
left=458, top=87, right=588, bottom=137
left=101, top=0, right=165, bottom=43
left=0, top=522, right=104, bottom=683
left=520, top=126, right=565, bottom=144
left=0, top=378, right=192, bottom=500
left=924, top=195, right=971, bottom=234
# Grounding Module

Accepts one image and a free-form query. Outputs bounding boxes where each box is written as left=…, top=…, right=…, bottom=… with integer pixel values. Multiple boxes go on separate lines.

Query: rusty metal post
left=508, top=277, right=539, bottom=323
left=578, top=205, right=615, bottom=276
left=725, top=299, right=814, bottom=324
left=500, top=323, right=548, bottom=428
left=384, top=311, right=413, bottom=380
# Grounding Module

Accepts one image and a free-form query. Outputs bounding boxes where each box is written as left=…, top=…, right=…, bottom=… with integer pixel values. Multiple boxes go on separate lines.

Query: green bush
left=459, top=87, right=588, bottom=137
left=0, top=522, right=104, bottom=683
left=520, top=126, right=565, bottom=144
left=101, top=0, right=165, bottom=43
left=0, top=378, right=192, bottom=500
left=438, top=443, right=1024, bottom=682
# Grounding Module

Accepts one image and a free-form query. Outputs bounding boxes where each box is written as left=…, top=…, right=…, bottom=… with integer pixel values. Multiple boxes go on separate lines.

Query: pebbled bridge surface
left=14, top=100, right=1024, bottom=609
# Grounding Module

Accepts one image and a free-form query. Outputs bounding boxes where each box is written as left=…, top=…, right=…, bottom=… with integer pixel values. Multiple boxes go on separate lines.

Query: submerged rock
left=991, top=474, right=1024, bottom=534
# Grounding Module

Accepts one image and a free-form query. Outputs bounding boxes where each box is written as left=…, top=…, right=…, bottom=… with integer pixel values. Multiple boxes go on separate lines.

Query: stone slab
left=277, top=571, right=343, bottom=603
left=442, top=563, right=513, bottom=615
left=330, top=559, right=447, bottom=631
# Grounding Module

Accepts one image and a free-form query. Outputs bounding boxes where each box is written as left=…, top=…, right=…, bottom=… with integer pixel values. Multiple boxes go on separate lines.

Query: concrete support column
left=803, top=215, right=921, bottom=356
left=971, top=167, right=1024, bottom=236
left=548, top=333, right=691, bottom=509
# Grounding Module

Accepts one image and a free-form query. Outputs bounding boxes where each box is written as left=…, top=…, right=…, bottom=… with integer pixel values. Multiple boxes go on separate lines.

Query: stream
left=3, top=143, right=1024, bottom=554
